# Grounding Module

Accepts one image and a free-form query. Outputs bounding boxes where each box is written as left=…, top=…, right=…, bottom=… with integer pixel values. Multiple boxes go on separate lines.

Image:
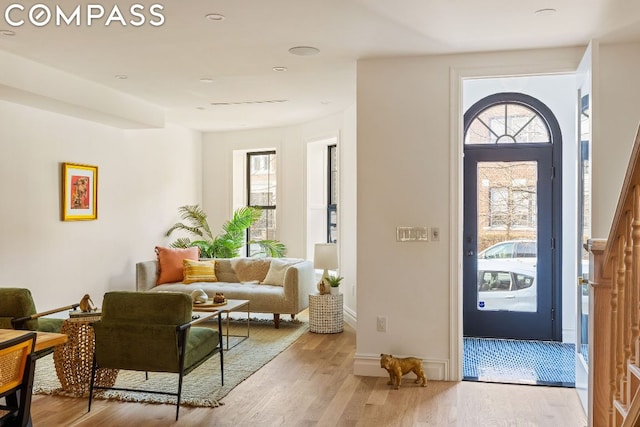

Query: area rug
left=33, top=318, right=308, bottom=407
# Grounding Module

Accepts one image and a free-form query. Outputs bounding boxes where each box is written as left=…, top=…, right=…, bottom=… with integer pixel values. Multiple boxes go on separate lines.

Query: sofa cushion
left=183, top=259, right=218, bottom=284
left=231, top=258, right=271, bottom=282
left=156, top=246, right=200, bottom=285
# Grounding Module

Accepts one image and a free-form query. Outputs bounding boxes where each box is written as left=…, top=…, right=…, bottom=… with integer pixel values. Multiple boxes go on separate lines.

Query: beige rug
left=33, top=318, right=308, bottom=407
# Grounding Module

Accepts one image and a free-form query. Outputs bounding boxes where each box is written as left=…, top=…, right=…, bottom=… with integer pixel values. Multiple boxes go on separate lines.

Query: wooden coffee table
left=193, top=299, right=250, bottom=350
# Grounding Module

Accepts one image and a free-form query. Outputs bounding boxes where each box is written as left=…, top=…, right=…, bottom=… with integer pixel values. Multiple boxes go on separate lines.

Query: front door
left=575, top=41, right=597, bottom=411
left=462, top=93, right=562, bottom=341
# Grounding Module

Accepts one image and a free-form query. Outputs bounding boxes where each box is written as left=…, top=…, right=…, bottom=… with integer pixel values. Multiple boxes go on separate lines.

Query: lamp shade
left=314, top=243, right=338, bottom=270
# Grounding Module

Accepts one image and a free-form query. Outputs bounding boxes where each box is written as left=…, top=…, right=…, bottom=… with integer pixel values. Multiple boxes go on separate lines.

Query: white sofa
left=136, top=257, right=315, bottom=328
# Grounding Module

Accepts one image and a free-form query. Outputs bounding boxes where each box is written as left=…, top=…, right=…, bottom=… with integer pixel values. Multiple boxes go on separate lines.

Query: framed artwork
left=61, top=162, right=98, bottom=221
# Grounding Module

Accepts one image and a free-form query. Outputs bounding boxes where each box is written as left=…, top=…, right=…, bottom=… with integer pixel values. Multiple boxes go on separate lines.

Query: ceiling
left=1, top=0, right=639, bottom=132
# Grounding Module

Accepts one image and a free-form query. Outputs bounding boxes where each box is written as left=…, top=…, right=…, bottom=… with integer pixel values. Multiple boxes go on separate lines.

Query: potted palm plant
left=324, top=274, right=343, bottom=295
left=165, top=204, right=286, bottom=258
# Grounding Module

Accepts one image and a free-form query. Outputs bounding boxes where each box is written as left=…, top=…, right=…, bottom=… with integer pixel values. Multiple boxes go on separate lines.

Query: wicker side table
left=309, top=293, right=343, bottom=333
left=53, top=316, right=118, bottom=397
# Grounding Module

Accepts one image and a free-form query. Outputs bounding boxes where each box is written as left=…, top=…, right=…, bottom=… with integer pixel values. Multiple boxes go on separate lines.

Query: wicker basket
left=53, top=316, right=118, bottom=397
left=309, top=293, right=344, bottom=334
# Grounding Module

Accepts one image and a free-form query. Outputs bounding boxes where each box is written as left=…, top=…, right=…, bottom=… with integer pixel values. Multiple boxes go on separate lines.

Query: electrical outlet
left=377, top=316, right=387, bottom=332
left=431, top=227, right=440, bottom=242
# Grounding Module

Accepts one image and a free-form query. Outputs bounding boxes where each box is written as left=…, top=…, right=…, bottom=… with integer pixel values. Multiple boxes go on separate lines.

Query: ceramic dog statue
left=380, top=353, right=428, bottom=389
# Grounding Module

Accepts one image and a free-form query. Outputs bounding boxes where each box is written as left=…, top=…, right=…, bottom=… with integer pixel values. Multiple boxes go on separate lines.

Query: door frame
left=449, top=58, right=582, bottom=381
left=462, top=92, right=563, bottom=341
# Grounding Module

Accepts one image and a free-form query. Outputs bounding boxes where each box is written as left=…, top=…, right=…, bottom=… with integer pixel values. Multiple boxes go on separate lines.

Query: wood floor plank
left=30, top=323, right=587, bottom=426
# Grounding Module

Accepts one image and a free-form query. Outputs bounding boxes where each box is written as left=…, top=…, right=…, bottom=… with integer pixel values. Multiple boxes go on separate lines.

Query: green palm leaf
left=165, top=204, right=286, bottom=259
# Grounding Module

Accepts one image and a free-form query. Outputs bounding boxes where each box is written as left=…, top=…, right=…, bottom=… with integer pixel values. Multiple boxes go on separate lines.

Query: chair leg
left=176, top=371, right=184, bottom=420
left=88, top=356, right=98, bottom=413
left=273, top=313, right=280, bottom=329
left=15, top=354, right=35, bottom=427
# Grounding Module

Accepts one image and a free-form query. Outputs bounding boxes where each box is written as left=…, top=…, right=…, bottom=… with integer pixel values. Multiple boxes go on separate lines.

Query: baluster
left=623, top=211, right=632, bottom=404
left=633, top=186, right=640, bottom=367
left=611, top=248, right=620, bottom=411
left=616, top=235, right=626, bottom=403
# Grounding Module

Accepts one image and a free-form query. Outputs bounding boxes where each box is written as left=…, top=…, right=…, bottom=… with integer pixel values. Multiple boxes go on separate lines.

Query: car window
left=478, top=271, right=512, bottom=291
left=481, top=242, right=514, bottom=259
left=513, top=273, right=534, bottom=290
left=516, top=241, right=536, bottom=258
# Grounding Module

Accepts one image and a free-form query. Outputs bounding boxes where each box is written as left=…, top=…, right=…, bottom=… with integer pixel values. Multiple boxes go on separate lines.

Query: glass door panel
left=578, top=92, right=591, bottom=359
left=476, top=161, right=538, bottom=313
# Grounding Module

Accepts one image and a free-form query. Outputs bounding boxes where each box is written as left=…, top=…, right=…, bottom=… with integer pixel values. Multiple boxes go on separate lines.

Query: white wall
left=0, top=101, right=202, bottom=310
left=591, top=42, right=640, bottom=238
left=463, top=74, right=579, bottom=343
left=355, top=47, right=585, bottom=380
left=201, top=107, right=358, bottom=323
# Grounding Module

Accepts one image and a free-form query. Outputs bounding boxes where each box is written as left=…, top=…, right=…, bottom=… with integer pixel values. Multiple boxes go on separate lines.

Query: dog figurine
left=380, top=353, right=428, bottom=389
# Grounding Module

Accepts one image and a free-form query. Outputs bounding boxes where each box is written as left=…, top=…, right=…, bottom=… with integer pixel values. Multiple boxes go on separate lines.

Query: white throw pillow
left=262, top=259, right=293, bottom=286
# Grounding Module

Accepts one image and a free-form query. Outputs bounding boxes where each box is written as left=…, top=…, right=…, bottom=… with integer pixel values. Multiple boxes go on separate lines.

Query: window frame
left=327, top=144, right=337, bottom=243
left=246, top=150, right=277, bottom=256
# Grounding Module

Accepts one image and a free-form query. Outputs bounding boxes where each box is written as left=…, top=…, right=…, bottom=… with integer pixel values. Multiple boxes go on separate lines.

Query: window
left=327, top=145, right=337, bottom=243
left=489, top=187, right=508, bottom=227
left=465, top=102, right=551, bottom=145
left=478, top=271, right=512, bottom=291
left=247, top=151, right=276, bottom=256
left=515, top=241, right=536, bottom=258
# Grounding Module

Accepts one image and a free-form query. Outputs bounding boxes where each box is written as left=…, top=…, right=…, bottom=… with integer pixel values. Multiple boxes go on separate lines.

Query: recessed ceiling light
left=535, top=8, right=557, bottom=16
left=196, top=106, right=206, bottom=110
left=273, top=67, right=288, bottom=72
left=114, top=74, right=128, bottom=80
left=288, top=46, right=320, bottom=56
left=200, top=78, right=214, bottom=83
left=205, top=13, right=225, bottom=21
left=0, top=29, right=16, bottom=36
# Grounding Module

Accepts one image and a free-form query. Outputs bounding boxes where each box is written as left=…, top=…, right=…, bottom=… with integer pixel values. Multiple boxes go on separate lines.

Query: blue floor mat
left=463, top=337, right=575, bottom=387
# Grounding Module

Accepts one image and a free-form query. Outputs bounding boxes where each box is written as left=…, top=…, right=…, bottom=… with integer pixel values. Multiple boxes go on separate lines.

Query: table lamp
left=314, top=243, right=338, bottom=294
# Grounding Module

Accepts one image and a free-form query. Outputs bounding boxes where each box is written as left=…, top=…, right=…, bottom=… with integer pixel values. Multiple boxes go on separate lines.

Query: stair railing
left=588, top=125, right=640, bottom=427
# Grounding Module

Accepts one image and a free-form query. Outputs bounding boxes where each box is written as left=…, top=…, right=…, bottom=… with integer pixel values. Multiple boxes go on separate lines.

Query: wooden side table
left=53, top=316, right=118, bottom=397
left=309, top=293, right=343, bottom=333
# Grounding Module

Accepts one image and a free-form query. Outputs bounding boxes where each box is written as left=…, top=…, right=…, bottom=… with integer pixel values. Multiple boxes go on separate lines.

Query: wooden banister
left=588, top=125, right=640, bottom=426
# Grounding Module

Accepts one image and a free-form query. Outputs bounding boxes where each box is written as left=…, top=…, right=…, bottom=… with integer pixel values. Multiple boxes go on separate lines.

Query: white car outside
left=477, top=259, right=537, bottom=312
left=478, top=240, right=537, bottom=266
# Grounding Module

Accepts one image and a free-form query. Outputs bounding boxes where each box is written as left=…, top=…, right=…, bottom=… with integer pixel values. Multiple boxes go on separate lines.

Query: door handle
left=466, top=250, right=474, bottom=256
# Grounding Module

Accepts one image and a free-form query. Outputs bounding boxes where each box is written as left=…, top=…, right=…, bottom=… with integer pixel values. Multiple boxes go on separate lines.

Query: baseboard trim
left=343, top=305, right=356, bottom=329
left=353, top=353, right=449, bottom=381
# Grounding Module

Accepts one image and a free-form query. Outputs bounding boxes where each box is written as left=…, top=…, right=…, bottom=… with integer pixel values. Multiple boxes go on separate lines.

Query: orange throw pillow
left=155, top=246, right=200, bottom=285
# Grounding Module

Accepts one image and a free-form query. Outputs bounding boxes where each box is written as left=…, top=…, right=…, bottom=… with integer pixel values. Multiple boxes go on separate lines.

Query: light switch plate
left=396, top=226, right=429, bottom=242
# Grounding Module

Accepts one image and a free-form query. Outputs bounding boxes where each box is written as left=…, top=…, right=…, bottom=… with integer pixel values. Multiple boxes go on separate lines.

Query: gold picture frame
left=61, top=162, right=98, bottom=221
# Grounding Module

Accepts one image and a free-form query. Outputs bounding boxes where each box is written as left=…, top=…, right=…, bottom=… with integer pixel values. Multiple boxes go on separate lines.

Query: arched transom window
left=465, top=101, right=551, bottom=145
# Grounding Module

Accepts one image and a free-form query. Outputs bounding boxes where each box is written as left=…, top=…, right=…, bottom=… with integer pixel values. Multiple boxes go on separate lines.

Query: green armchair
left=0, top=288, right=79, bottom=358
left=88, top=291, right=223, bottom=420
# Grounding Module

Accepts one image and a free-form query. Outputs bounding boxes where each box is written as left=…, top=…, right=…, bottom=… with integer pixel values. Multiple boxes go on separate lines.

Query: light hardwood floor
left=30, top=324, right=587, bottom=426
